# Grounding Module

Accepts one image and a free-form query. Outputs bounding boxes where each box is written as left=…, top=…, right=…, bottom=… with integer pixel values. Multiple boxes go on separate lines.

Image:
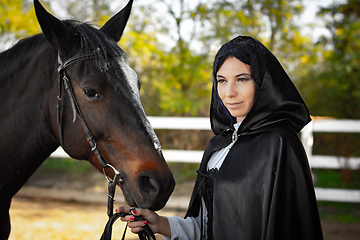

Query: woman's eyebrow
left=235, top=73, right=251, bottom=78
left=216, top=73, right=251, bottom=78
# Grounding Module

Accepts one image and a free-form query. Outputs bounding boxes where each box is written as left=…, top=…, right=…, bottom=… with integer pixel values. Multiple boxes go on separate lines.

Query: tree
left=1, top=0, right=339, bottom=119
left=0, top=0, right=117, bottom=48
left=297, top=0, right=360, bottom=119
left=121, top=0, right=215, bottom=117
left=0, top=0, right=40, bottom=50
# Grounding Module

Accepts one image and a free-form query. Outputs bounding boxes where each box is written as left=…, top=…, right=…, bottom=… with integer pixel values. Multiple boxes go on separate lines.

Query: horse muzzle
left=120, top=171, right=175, bottom=211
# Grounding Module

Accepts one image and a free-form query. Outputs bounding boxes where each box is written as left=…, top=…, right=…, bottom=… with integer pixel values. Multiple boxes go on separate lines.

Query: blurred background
left=1, top=0, right=359, bottom=239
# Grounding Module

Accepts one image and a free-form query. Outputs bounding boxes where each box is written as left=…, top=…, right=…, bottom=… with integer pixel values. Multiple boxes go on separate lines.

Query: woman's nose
left=225, top=82, right=237, bottom=97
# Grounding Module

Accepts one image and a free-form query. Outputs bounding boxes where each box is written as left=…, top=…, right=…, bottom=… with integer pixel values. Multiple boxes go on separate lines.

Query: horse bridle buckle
left=103, top=164, right=124, bottom=183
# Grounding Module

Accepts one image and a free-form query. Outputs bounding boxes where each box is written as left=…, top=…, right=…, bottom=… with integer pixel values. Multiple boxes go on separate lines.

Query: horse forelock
left=63, top=20, right=126, bottom=70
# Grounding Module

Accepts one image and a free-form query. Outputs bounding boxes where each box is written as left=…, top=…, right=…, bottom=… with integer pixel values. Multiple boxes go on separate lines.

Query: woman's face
left=216, top=57, right=256, bottom=123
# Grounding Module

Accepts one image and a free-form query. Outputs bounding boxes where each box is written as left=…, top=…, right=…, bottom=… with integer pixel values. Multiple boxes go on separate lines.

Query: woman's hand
left=116, top=206, right=171, bottom=237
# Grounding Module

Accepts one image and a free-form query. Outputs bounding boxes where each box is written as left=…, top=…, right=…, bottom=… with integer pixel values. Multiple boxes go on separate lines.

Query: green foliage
left=0, top=0, right=329, bottom=119
left=121, top=0, right=311, bottom=117
left=0, top=0, right=40, bottom=38
left=2, top=0, right=359, bottom=120
left=297, top=0, right=360, bottom=119
left=121, top=21, right=213, bottom=117
left=313, top=132, right=360, bottom=157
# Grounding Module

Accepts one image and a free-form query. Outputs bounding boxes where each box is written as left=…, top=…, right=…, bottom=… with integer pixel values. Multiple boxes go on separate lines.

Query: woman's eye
left=84, top=89, right=98, bottom=99
left=217, top=79, right=226, bottom=84
left=237, top=77, right=250, bottom=82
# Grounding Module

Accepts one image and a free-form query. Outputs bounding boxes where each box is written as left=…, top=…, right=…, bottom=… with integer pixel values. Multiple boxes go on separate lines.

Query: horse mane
left=0, top=34, right=49, bottom=87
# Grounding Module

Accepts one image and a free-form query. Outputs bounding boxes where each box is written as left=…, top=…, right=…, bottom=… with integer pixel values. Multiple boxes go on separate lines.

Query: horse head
left=33, top=0, right=175, bottom=211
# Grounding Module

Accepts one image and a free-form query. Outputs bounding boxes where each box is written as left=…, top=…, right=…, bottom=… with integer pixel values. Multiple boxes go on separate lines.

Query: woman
left=117, top=35, right=323, bottom=240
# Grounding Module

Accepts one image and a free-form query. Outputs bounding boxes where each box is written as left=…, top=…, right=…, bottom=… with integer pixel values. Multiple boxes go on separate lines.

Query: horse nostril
left=137, top=173, right=160, bottom=200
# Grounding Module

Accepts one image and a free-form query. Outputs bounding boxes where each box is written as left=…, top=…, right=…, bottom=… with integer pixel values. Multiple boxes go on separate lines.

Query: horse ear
left=34, top=0, right=70, bottom=51
left=100, top=0, right=133, bottom=42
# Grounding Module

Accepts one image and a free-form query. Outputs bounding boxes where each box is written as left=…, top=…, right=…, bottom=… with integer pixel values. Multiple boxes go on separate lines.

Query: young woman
left=117, top=35, right=323, bottom=240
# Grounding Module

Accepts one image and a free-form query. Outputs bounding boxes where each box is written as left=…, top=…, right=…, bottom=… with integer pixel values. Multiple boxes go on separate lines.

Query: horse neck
left=0, top=36, right=60, bottom=198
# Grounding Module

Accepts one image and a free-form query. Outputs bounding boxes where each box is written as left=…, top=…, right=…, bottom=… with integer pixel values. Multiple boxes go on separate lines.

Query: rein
left=57, top=53, right=155, bottom=240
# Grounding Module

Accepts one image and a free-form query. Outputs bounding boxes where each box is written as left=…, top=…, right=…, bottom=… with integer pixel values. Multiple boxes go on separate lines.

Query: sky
left=300, top=0, right=340, bottom=40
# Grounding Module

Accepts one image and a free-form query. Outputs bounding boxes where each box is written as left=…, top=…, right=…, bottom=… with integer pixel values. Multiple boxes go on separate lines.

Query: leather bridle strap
left=57, top=53, right=155, bottom=240
left=57, top=53, right=120, bottom=172
left=101, top=180, right=156, bottom=240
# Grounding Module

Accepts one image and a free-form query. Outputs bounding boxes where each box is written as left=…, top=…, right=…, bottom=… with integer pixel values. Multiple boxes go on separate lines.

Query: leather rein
left=56, top=53, right=155, bottom=240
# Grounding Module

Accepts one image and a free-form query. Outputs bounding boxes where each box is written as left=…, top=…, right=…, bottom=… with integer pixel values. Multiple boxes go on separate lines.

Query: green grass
left=39, top=157, right=92, bottom=174
left=167, top=162, right=199, bottom=183
left=313, top=169, right=360, bottom=189
left=313, top=169, right=360, bottom=223
left=317, top=201, right=360, bottom=223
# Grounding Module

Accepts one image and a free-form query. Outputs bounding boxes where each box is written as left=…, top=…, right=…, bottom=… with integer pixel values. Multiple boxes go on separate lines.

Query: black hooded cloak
left=185, top=36, right=323, bottom=240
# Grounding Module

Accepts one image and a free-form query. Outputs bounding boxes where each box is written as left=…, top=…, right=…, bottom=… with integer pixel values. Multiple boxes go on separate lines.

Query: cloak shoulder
left=187, top=121, right=323, bottom=240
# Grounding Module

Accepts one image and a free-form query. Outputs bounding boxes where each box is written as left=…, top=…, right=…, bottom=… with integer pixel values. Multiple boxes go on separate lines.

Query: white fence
left=51, top=117, right=360, bottom=203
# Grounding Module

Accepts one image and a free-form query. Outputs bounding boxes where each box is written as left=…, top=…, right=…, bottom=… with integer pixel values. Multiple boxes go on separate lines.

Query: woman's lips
left=226, top=102, right=242, bottom=109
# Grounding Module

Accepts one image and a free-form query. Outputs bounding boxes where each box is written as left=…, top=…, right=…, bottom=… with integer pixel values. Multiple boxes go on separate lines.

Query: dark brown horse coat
left=185, top=36, right=323, bottom=239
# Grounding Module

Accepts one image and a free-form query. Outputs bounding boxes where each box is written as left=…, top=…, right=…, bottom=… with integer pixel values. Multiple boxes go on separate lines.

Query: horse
left=0, top=0, right=175, bottom=238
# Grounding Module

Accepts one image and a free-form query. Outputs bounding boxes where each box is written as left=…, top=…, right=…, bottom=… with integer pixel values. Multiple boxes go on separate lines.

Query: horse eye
left=83, top=89, right=98, bottom=99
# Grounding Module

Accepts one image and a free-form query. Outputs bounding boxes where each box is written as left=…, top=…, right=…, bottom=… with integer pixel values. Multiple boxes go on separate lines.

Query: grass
left=167, top=162, right=199, bottom=183
left=313, top=169, right=360, bottom=189
left=39, top=157, right=92, bottom=174
left=313, top=169, right=360, bottom=223
left=317, top=201, right=360, bottom=223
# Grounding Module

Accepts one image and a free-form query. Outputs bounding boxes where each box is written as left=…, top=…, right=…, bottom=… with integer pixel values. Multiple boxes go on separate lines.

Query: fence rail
left=51, top=116, right=360, bottom=203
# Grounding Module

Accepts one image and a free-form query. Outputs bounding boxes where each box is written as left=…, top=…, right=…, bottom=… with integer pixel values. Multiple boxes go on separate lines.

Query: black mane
left=0, top=34, right=48, bottom=87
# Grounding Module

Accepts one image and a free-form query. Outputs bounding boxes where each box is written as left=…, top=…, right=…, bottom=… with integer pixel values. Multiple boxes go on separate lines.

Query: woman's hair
left=212, top=36, right=266, bottom=123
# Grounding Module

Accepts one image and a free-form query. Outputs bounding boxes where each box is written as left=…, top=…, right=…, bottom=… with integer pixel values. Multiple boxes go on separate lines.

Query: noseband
left=57, top=53, right=122, bottom=184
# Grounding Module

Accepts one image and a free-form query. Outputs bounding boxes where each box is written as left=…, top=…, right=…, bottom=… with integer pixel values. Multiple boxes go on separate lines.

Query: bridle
left=56, top=52, right=155, bottom=240
left=57, top=52, right=122, bottom=214
left=57, top=53, right=122, bottom=181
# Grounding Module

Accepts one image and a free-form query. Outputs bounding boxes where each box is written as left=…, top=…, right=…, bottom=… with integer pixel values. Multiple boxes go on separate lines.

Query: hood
left=210, top=36, right=311, bottom=135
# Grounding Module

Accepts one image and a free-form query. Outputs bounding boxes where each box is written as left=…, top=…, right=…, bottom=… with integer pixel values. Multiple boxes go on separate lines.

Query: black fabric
left=185, top=36, right=323, bottom=239
left=196, top=168, right=218, bottom=239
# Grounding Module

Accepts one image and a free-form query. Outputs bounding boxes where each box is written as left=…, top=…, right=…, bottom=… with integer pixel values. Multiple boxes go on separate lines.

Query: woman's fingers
left=120, top=214, right=135, bottom=222
left=128, top=221, right=147, bottom=230
left=115, top=206, right=170, bottom=236
left=128, top=220, right=148, bottom=233
left=116, top=207, right=149, bottom=234
left=115, top=206, right=132, bottom=214
left=116, top=206, right=161, bottom=234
